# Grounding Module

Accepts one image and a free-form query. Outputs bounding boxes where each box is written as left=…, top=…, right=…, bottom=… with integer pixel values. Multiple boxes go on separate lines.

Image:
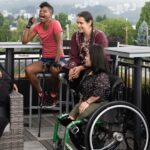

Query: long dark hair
left=77, top=11, right=94, bottom=45
left=89, top=44, right=108, bottom=74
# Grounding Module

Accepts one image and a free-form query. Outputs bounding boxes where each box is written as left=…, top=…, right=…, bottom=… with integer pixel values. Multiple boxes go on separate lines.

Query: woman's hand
left=55, top=50, right=61, bottom=62
left=69, top=66, right=82, bottom=80
left=13, top=84, right=18, bottom=92
left=26, top=17, right=36, bottom=28
left=69, top=68, right=76, bottom=80
left=79, top=101, right=89, bottom=114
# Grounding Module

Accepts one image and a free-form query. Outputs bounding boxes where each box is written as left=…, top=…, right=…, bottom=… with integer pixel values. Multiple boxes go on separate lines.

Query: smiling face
left=39, top=6, right=52, bottom=23
left=76, top=16, right=92, bottom=33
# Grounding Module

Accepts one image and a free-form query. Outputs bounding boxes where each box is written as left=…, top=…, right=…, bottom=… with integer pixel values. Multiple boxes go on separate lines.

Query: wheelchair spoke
left=85, top=101, right=149, bottom=150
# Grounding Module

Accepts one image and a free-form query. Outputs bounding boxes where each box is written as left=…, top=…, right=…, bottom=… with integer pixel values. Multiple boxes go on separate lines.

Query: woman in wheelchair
left=53, top=43, right=149, bottom=150
left=54, top=44, right=111, bottom=149
left=58, top=44, right=110, bottom=126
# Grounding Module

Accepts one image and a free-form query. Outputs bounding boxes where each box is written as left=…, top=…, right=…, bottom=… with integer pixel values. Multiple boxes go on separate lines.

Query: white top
left=105, top=46, right=150, bottom=58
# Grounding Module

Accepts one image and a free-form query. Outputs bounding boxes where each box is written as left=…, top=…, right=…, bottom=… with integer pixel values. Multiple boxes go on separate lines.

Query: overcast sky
left=0, top=0, right=149, bottom=12
left=0, top=0, right=148, bottom=6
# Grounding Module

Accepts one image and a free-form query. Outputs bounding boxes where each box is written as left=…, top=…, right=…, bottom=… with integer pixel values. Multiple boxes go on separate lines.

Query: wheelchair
left=53, top=75, right=149, bottom=150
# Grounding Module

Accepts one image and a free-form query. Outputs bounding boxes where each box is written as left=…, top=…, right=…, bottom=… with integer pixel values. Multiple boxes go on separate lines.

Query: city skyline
left=0, top=0, right=149, bottom=24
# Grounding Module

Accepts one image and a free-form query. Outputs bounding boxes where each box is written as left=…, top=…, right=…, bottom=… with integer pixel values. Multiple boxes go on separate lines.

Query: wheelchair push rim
left=85, top=101, right=149, bottom=150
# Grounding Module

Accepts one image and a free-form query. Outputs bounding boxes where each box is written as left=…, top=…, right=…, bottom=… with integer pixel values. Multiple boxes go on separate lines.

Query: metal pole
left=66, top=24, right=70, bottom=40
left=5, top=48, right=14, bottom=79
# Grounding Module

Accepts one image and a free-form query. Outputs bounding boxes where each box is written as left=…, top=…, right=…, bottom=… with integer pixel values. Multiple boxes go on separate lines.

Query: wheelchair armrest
left=109, top=75, right=124, bottom=100
left=109, top=75, right=124, bottom=89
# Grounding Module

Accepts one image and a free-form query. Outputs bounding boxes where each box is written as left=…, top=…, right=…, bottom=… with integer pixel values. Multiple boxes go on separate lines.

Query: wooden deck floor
left=24, top=113, right=150, bottom=150
left=24, top=113, right=66, bottom=150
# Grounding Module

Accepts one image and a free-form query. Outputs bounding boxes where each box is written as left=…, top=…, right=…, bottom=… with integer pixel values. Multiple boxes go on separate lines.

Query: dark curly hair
left=39, top=1, right=54, bottom=14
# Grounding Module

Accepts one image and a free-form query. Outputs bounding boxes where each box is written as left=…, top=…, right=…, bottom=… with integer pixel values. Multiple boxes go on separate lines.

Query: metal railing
left=0, top=45, right=150, bottom=123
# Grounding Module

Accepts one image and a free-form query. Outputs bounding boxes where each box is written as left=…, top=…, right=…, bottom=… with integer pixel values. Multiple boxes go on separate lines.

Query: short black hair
left=89, top=44, right=108, bottom=74
left=39, top=2, right=54, bottom=14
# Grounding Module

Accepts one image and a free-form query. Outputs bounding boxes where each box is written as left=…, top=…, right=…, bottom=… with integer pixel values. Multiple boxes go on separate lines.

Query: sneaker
left=38, top=91, right=56, bottom=107
left=57, top=115, right=72, bottom=126
left=50, top=91, right=57, bottom=98
left=38, top=91, right=44, bottom=97
left=50, top=91, right=58, bottom=105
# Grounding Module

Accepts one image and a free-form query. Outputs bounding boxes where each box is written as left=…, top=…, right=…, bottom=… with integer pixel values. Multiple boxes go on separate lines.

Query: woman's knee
left=77, top=103, right=101, bottom=120
left=25, top=62, right=43, bottom=75
left=25, top=65, right=33, bottom=75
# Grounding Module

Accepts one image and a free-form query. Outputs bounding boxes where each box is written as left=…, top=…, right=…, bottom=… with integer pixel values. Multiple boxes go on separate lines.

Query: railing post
left=5, top=48, right=14, bottom=79
left=134, top=57, right=142, bottom=150
left=133, top=57, right=142, bottom=109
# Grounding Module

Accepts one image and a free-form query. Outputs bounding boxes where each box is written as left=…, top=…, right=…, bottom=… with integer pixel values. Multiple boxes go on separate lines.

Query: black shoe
left=58, top=115, right=72, bottom=126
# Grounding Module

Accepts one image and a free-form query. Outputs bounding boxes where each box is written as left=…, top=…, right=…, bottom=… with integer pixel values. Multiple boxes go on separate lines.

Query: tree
left=0, top=18, right=11, bottom=42
left=16, top=17, right=27, bottom=41
left=96, top=15, right=107, bottom=22
left=0, top=13, right=4, bottom=26
left=55, top=12, right=70, bottom=30
left=137, top=21, right=148, bottom=46
left=95, top=18, right=136, bottom=45
left=136, top=2, right=150, bottom=31
left=11, top=16, right=39, bottom=42
left=69, top=23, right=78, bottom=38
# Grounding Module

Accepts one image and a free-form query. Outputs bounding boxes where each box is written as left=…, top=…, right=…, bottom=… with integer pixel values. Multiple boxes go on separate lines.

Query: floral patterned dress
left=79, top=70, right=110, bottom=102
left=69, top=70, right=110, bottom=120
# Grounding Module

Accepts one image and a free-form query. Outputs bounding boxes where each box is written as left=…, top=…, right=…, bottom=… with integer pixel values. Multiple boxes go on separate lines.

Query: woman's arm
left=54, top=32, right=63, bottom=62
left=86, top=96, right=100, bottom=104
left=69, top=33, right=80, bottom=68
left=21, top=17, right=37, bottom=44
left=13, top=84, right=18, bottom=92
left=69, top=65, right=85, bottom=80
left=21, top=28, right=36, bottom=44
left=79, top=96, right=100, bottom=113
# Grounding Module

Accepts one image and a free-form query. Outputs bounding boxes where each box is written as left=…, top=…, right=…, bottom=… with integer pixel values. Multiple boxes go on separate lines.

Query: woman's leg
left=49, top=58, right=67, bottom=97
left=76, top=101, right=108, bottom=120
left=49, top=66, right=60, bottom=99
left=58, top=103, right=80, bottom=126
left=69, top=103, right=80, bottom=120
left=25, top=61, right=43, bottom=93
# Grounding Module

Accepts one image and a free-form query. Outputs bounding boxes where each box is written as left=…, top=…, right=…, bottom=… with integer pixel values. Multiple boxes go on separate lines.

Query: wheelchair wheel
left=85, top=101, right=149, bottom=150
